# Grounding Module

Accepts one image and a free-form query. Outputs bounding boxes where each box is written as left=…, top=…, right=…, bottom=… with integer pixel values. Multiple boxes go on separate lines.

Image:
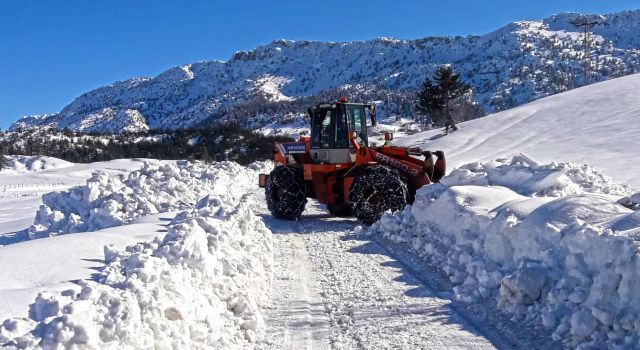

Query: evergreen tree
left=417, top=66, right=472, bottom=133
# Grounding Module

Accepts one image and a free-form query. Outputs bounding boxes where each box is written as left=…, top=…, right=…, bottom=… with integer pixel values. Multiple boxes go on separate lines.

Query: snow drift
left=397, top=73, right=640, bottom=189
left=27, top=160, right=270, bottom=239
left=1, top=159, right=274, bottom=348
left=1, top=156, right=73, bottom=173
left=370, top=155, right=640, bottom=348
left=0, top=195, right=273, bottom=349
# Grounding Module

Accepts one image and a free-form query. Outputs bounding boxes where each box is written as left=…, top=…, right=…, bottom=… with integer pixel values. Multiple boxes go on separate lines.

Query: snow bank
left=27, top=160, right=271, bottom=239
left=441, top=154, right=633, bottom=197
left=0, top=191, right=273, bottom=348
left=2, top=156, right=73, bottom=172
left=371, top=155, right=640, bottom=348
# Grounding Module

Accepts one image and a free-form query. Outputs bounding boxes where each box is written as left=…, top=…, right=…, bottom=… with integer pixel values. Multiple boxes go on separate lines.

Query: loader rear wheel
left=266, top=165, right=307, bottom=220
left=349, top=166, right=408, bottom=225
left=327, top=203, right=353, bottom=217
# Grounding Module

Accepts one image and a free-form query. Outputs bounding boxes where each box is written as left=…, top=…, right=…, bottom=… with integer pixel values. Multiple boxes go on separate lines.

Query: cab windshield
left=310, top=104, right=368, bottom=149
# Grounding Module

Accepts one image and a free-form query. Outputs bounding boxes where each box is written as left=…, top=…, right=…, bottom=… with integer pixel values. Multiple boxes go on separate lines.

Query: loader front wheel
left=266, top=165, right=307, bottom=220
left=349, top=166, right=408, bottom=225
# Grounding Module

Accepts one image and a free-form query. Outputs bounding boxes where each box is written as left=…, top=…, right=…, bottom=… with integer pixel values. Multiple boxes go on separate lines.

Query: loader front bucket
left=422, top=151, right=435, bottom=180
left=432, top=151, right=446, bottom=182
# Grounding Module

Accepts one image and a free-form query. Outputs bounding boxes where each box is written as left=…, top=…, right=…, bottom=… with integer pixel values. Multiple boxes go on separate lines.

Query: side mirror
left=384, top=132, right=393, bottom=141
left=348, top=131, right=358, bottom=140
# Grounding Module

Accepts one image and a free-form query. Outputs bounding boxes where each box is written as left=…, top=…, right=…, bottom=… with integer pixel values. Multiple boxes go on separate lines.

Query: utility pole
left=570, top=15, right=604, bottom=85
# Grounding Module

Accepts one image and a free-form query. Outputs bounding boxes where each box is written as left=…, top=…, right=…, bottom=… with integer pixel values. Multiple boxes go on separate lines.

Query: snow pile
left=441, top=154, right=634, bottom=197
left=2, top=156, right=73, bottom=172
left=27, top=160, right=271, bottom=239
left=0, top=196, right=273, bottom=348
left=371, top=156, right=640, bottom=348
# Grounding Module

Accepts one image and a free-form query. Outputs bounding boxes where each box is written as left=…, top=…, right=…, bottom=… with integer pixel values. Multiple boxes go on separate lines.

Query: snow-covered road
left=5, top=155, right=634, bottom=348
left=259, top=201, right=509, bottom=349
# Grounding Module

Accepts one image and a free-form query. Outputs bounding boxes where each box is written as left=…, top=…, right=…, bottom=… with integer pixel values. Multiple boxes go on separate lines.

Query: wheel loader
left=258, top=98, right=446, bottom=225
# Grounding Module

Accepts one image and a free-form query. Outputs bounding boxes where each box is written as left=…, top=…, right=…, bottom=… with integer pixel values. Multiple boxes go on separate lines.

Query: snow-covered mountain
left=10, top=10, right=640, bottom=133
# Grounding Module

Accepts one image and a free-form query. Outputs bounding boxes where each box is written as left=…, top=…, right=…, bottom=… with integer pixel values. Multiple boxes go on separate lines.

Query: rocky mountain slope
left=10, top=10, right=640, bottom=133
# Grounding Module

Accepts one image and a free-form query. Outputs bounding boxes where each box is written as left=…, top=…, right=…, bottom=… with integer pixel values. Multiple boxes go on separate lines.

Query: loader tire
left=349, top=165, right=408, bottom=225
left=327, top=203, right=353, bottom=217
left=266, top=165, right=307, bottom=220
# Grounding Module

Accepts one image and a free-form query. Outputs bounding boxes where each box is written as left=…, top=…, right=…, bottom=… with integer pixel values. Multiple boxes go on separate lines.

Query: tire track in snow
left=303, top=226, right=497, bottom=349
left=367, top=234, right=515, bottom=349
left=260, top=200, right=499, bottom=349
left=261, top=232, right=333, bottom=350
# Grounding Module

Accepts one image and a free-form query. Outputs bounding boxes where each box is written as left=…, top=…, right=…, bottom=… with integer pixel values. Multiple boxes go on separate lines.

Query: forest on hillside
left=0, top=125, right=292, bottom=165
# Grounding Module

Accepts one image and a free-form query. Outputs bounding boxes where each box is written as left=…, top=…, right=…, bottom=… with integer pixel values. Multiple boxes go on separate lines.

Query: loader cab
left=308, top=100, right=375, bottom=164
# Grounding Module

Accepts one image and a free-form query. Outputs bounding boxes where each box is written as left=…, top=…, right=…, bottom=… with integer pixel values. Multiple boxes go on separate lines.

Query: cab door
left=346, top=105, right=368, bottom=147
left=309, top=105, right=352, bottom=164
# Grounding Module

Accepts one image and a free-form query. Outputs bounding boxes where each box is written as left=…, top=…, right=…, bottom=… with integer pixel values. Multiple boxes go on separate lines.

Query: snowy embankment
left=370, top=155, right=640, bottom=348
left=27, top=160, right=267, bottom=238
left=396, top=73, right=640, bottom=188
left=0, top=157, right=169, bottom=242
left=1, top=161, right=274, bottom=348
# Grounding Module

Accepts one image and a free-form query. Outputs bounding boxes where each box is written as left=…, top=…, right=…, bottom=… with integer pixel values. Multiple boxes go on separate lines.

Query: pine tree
left=417, top=66, right=472, bottom=133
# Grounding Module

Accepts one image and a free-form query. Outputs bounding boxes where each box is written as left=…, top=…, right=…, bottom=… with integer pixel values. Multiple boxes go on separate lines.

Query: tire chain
left=348, top=165, right=408, bottom=225
left=266, top=165, right=307, bottom=219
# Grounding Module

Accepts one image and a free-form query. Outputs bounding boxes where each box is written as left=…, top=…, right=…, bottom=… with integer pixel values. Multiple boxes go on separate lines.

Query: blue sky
left=1, top=1, right=638, bottom=128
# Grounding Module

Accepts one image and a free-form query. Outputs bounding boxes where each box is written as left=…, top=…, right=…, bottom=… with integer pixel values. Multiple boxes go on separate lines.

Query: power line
left=569, top=15, right=605, bottom=85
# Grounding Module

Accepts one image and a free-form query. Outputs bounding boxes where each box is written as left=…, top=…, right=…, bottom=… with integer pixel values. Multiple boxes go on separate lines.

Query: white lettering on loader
left=375, top=153, right=419, bottom=176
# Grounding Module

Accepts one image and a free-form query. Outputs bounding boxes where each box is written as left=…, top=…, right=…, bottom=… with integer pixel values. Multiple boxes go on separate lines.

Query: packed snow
left=1, top=198, right=273, bottom=349
left=0, top=160, right=274, bottom=349
left=369, top=154, right=640, bottom=348
left=4, top=72, right=640, bottom=348
left=27, top=160, right=269, bottom=239
left=361, top=75, right=640, bottom=348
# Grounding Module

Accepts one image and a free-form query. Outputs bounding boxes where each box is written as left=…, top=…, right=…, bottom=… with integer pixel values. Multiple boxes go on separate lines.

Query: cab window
left=334, top=109, right=349, bottom=148
left=311, top=109, right=333, bottom=148
left=346, top=105, right=368, bottom=146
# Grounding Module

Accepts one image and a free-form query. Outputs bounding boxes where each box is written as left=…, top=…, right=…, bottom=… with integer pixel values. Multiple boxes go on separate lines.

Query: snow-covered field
left=0, top=157, right=168, bottom=244
left=2, top=74, right=640, bottom=349
left=0, top=159, right=274, bottom=348
left=395, top=73, right=640, bottom=188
